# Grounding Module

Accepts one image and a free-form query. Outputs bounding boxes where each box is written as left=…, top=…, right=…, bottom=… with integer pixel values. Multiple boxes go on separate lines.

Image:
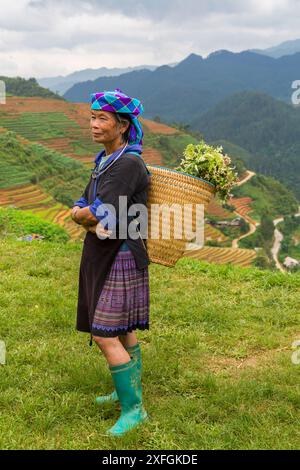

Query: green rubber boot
left=95, top=343, right=142, bottom=405
left=105, top=357, right=148, bottom=436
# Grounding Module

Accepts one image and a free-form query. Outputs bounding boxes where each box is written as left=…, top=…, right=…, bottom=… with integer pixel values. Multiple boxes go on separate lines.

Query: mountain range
left=38, top=38, right=300, bottom=97
left=251, top=38, right=300, bottom=58
left=64, top=50, right=300, bottom=126
left=37, top=63, right=177, bottom=96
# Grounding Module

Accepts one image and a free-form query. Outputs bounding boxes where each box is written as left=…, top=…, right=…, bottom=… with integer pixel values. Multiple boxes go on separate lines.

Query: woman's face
left=90, top=110, right=126, bottom=145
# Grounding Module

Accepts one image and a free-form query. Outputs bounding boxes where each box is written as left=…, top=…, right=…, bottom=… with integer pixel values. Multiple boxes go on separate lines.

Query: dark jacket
left=77, top=152, right=150, bottom=270
left=73, top=152, right=151, bottom=333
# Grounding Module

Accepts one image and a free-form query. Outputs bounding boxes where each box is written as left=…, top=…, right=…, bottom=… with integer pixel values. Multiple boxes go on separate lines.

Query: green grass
left=0, top=238, right=300, bottom=449
left=0, top=208, right=69, bottom=242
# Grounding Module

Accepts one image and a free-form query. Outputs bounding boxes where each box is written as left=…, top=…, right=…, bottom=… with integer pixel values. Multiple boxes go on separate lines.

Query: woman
left=71, top=89, right=150, bottom=437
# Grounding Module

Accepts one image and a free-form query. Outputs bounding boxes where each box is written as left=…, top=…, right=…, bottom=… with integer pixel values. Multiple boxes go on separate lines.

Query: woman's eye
left=91, top=116, right=106, bottom=121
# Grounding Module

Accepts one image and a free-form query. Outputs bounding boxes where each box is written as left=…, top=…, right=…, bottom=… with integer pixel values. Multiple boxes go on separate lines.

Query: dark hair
left=114, top=113, right=131, bottom=143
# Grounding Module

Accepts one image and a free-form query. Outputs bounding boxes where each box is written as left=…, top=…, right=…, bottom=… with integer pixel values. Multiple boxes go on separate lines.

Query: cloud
left=0, top=0, right=300, bottom=78
left=27, top=0, right=300, bottom=23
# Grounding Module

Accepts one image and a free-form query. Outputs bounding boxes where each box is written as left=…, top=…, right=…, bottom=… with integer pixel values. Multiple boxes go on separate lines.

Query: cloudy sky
left=0, top=0, right=299, bottom=78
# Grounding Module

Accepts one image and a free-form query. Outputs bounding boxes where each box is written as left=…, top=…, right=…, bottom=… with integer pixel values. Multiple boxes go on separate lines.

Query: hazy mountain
left=37, top=63, right=177, bottom=96
left=63, top=50, right=300, bottom=125
left=251, top=38, right=300, bottom=58
left=195, top=90, right=300, bottom=200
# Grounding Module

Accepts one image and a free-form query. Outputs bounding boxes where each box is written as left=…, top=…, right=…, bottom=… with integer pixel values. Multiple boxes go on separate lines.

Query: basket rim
left=145, top=164, right=216, bottom=189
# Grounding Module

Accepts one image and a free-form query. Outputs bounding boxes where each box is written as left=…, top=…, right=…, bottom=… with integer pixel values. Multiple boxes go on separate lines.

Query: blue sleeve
left=89, top=198, right=118, bottom=229
left=72, top=181, right=90, bottom=208
left=72, top=196, right=88, bottom=208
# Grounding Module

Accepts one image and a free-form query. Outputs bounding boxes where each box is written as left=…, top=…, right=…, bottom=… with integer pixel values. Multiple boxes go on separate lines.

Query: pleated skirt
left=91, top=243, right=150, bottom=337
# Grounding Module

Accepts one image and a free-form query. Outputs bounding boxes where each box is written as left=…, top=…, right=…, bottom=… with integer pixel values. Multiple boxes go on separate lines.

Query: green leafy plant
left=175, top=140, right=239, bottom=201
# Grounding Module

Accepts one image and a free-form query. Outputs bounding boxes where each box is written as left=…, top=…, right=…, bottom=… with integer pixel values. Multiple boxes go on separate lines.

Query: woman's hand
left=71, top=206, right=81, bottom=222
left=71, top=205, right=99, bottom=226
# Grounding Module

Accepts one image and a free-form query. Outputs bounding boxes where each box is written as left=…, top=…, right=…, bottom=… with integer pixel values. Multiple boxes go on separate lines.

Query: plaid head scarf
left=90, top=88, right=144, bottom=147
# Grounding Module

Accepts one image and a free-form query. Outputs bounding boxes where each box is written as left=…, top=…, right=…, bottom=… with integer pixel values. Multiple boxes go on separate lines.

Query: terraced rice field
left=182, top=246, right=257, bottom=267
left=229, top=196, right=255, bottom=219
left=0, top=112, right=81, bottom=140
left=140, top=117, right=180, bottom=135
left=0, top=184, right=84, bottom=239
left=0, top=98, right=100, bottom=167
left=0, top=112, right=98, bottom=166
left=143, top=148, right=163, bottom=165
left=0, top=162, right=33, bottom=189
left=206, top=197, right=234, bottom=219
left=204, top=224, right=228, bottom=242
left=0, top=98, right=180, bottom=169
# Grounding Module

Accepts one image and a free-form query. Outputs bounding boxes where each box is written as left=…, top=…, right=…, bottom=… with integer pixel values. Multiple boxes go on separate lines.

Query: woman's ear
left=120, top=120, right=130, bottom=139
left=121, top=119, right=130, bottom=132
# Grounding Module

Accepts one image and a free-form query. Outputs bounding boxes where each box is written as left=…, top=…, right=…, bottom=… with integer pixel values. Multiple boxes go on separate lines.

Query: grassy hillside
left=0, top=238, right=300, bottom=449
left=0, top=77, right=63, bottom=100
left=0, top=131, right=90, bottom=207
left=0, top=207, right=69, bottom=243
left=231, top=174, right=299, bottom=221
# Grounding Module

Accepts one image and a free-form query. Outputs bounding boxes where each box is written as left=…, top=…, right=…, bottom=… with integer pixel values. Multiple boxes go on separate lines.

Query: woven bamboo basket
left=144, top=165, right=216, bottom=267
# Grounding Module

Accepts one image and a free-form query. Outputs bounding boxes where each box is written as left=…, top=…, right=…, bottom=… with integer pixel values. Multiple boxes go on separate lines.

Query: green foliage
left=0, top=207, right=69, bottom=242
left=253, top=250, right=274, bottom=270
left=0, top=76, right=63, bottom=100
left=175, top=140, right=239, bottom=201
left=277, top=215, right=300, bottom=263
left=260, top=214, right=275, bottom=241
left=222, top=202, right=235, bottom=213
left=240, top=217, right=278, bottom=269
left=210, top=140, right=253, bottom=170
